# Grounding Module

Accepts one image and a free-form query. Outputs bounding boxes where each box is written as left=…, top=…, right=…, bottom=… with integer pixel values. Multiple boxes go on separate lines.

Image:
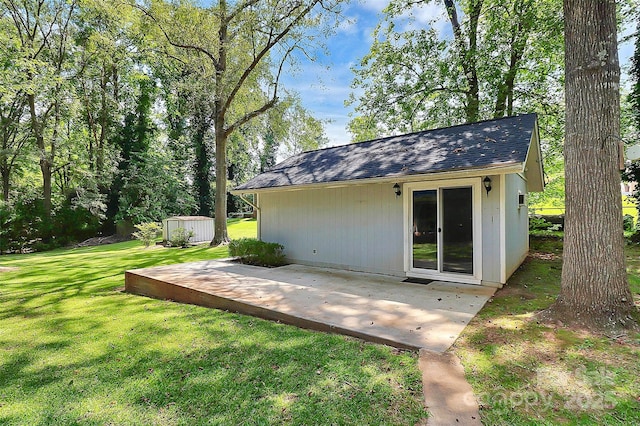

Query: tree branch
left=132, top=3, right=220, bottom=70
left=221, top=0, right=319, bottom=118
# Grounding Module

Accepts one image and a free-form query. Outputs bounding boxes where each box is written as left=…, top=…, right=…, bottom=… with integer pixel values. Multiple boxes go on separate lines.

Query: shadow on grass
left=454, top=236, right=640, bottom=425
left=0, top=235, right=426, bottom=425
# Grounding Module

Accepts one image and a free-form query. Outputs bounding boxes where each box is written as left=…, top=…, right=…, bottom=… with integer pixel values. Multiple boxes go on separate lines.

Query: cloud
left=358, top=0, right=388, bottom=13
left=337, top=16, right=358, bottom=34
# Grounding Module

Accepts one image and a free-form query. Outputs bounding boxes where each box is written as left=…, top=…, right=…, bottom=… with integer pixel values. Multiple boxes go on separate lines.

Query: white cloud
left=358, top=0, right=389, bottom=13
left=337, top=16, right=358, bottom=34
left=397, top=3, right=449, bottom=35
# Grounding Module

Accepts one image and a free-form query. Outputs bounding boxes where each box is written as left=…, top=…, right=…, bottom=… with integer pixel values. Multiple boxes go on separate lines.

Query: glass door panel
left=412, top=190, right=438, bottom=270
left=442, top=187, right=473, bottom=274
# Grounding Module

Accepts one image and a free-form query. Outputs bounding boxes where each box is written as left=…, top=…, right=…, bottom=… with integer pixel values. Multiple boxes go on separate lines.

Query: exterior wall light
left=393, top=183, right=401, bottom=197
left=483, top=176, right=492, bottom=196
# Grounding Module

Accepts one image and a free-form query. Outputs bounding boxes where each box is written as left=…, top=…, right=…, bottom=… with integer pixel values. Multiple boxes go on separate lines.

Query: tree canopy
left=0, top=0, right=334, bottom=253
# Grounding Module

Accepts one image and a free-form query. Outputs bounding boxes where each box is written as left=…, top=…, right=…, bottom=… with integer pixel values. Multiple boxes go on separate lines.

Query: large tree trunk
left=543, top=0, right=636, bottom=329
left=212, top=124, right=229, bottom=245
left=193, top=119, right=212, bottom=217
left=211, top=0, right=230, bottom=246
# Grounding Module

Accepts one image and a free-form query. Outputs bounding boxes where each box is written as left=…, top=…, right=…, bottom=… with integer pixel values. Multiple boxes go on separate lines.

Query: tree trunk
left=211, top=0, right=230, bottom=246
left=212, top=124, right=229, bottom=245
left=543, top=0, right=637, bottom=329
left=193, top=120, right=212, bottom=217
left=27, top=93, right=53, bottom=218
left=1, top=166, right=9, bottom=201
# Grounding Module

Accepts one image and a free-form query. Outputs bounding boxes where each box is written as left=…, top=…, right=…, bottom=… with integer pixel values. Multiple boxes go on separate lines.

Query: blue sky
left=280, top=1, right=638, bottom=146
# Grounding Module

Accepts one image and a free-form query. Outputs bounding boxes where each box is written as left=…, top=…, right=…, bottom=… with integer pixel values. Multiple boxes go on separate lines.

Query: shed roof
left=165, top=216, right=213, bottom=221
left=235, top=113, right=542, bottom=192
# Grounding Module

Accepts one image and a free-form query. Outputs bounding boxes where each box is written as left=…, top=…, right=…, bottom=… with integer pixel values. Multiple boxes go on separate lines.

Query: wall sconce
left=483, top=177, right=492, bottom=196
left=393, top=183, right=401, bottom=197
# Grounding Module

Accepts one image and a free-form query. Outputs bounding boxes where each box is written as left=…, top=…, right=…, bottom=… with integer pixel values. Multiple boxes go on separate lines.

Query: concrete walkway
left=420, top=349, right=483, bottom=425
left=126, top=260, right=495, bottom=352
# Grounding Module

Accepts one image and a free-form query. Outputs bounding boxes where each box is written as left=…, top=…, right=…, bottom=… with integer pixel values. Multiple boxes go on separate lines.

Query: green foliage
left=624, top=214, right=635, bottom=232
left=349, top=0, right=564, bottom=138
left=529, top=216, right=553, bottom=231
left=229, top=238, right=286, bottom=267
left=132, top=222, right=162, bottom=247
left=169, top=227, right=194, bottom=248
left=0, top=0, right=332, bottom=251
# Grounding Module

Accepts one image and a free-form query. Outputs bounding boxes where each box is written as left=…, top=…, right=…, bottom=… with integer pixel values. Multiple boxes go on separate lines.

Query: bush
left=229, top=238, right=286, bottom=267
left=169, top=227, right=194, bottom=248
left=623, top=214, right=635, bottom=232
left=529, top=216, right=553, bottom=231
left=132, top=222, right=162, bottom=247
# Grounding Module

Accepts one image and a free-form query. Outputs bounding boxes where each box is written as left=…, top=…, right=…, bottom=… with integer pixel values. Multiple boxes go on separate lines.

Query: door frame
left=403, top=178, right=483, bottom=285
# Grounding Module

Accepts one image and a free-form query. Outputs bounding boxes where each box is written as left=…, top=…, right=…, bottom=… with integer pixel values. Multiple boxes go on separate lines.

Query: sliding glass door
left=411, top=186, right=474, bottom=276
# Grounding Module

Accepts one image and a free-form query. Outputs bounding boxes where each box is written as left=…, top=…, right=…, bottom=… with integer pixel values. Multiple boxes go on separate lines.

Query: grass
left=0, top=219, right=426, bottom=425
left=454, top=235, right=640, bottom=425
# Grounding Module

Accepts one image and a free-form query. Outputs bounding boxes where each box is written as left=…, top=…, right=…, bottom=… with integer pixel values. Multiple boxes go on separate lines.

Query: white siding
left=504, top=174, right=529, bottom=279
left=163, top=218, right=214, bottom=243
left=481, top=175, right=502, bottom=285
left=259, top=183, right=405, bottom=276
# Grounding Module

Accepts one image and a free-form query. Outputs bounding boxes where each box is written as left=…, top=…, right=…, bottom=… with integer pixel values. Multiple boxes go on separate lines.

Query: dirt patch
left=0, top=267, right=18, bottom=272
left=492, top=285, right=536, bottom=300
left=75, top=235, right=130, bottom=247
left=529, top=251, right=561, bottom=261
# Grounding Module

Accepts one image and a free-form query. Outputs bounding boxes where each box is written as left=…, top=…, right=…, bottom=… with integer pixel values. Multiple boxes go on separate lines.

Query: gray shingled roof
left=235, top=113, right=537, bottom=191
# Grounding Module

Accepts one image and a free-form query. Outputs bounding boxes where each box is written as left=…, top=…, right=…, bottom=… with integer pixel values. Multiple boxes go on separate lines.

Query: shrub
left=529, top=216, right=553, bottom=231
left=229, top=238, right=286, bottom=267
left=132, top=222, right=162, bottom=247
left=169, top=227, right=194, bottom=248
left=623, top=214, right=635, bottom=232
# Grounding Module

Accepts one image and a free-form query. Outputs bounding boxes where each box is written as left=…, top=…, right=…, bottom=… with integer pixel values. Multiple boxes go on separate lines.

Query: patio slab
left=125, top=261, right=495, bottom=352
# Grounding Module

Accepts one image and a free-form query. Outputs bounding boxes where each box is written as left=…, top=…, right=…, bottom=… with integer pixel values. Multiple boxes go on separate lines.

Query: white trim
left=521, top=121, right=545, bottom=192
left=231, top=164, right=524, bottom=195
left=256, top=193, right=262, bottom=241
left=499, top=174, right=507, bottom=284
left=404, top=178, right=483, bottom=285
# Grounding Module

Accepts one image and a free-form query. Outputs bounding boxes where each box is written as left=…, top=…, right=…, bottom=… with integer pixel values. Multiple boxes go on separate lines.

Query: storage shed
left=162, top=216, right=214, bottom=243
left=232, top=114, right=544, bottom=288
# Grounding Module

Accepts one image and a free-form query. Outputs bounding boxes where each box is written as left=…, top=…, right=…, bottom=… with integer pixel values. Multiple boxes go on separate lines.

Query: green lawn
left=0, top=219, right=426, bottom=425
left=455, top=236, right=640, bottom=425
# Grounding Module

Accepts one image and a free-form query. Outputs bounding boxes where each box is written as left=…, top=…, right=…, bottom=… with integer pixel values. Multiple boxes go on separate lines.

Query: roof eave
left=231, top=163, right=525, bottom=195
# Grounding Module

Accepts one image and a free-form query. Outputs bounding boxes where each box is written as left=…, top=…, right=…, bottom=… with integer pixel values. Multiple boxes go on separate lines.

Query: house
left=232, top=114, right=544, bottom=288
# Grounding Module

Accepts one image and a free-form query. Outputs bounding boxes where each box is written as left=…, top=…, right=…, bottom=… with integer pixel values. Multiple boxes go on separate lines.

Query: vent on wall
left=518, top=192, right=526, bottom=207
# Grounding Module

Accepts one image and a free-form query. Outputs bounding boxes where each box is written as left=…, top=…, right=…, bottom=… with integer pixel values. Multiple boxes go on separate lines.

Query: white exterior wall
left=259, top=183, right=405, bottom=276
left=163, top=218, right=214, bottom=243
left=481, top=175, right=502, bottom=286
left=504, top=174, right=529, bottom=279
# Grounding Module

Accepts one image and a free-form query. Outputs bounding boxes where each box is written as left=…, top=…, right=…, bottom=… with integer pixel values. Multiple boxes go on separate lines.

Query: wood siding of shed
left=481, top=174, right=502, bottom=285
left=259, top=184, right=405, bottom=276
left=505, top=174, right=529, bottom=279
left=163, top=218, right=214, bottom=243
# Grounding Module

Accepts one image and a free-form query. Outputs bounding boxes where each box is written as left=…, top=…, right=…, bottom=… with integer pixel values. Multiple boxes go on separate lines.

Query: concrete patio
left=125, top=261, right=496, bottom=352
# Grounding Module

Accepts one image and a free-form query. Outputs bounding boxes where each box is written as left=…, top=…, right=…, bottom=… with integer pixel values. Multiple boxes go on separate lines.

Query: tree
left=0, top=10, right=29, bottom=201
left=139, top=0, right=341, bottom=245
left=2, top=0, right=79, bottom=219
left=542, top=0, right=637, bottom=329
left=348, top=0, right=564, bottom=138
